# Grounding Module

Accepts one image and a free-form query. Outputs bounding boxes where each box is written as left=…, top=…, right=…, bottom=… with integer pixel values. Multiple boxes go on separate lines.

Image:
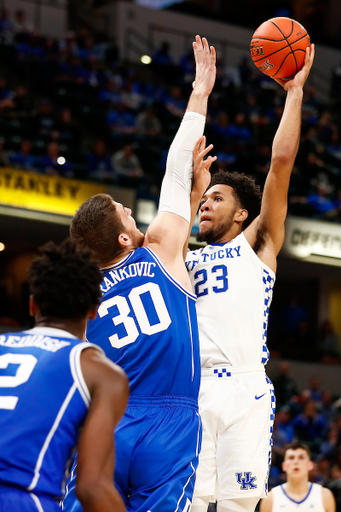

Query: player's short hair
left=209, top=170, right=262, bottom=229
left=28, top=238, right=102, bottom=320
left=284, top=441, right=312, bottom=460
left=70, top=193, right=125, bottom=265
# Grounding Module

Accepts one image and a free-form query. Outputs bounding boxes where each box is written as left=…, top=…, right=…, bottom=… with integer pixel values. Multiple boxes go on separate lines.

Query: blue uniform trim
left=213, top=368, right=232, bottom=378
left=101, top=252, right=135, bottom=271
left=281, top=482, right=313, bottom=504
left=128, top=395, right=198, bottom=411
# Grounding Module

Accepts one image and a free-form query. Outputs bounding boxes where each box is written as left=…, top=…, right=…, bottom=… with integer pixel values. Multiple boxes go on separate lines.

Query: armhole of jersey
left=144, top=246, right=197, bottom=300
left=240, top=232, right=276, bottom=280
left=69, top=343, right=104, bottom=408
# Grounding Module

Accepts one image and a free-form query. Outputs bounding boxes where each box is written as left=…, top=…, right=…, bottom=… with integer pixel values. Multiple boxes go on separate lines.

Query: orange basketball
left=250, top=17, right=310, bottom=80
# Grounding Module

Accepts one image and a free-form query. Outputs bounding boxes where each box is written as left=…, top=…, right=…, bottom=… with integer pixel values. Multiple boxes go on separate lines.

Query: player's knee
left=217, top=497, right=259, bottom=512
left=190, top=495, right=211, bottom=512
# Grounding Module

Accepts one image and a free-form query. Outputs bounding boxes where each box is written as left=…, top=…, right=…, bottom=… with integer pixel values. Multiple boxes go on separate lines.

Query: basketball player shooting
left=260, top=441, right=335, bottom=512
left=186, top=45, right=315, bottom=512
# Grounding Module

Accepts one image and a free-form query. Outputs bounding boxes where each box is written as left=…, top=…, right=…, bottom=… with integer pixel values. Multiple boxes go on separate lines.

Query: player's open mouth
left=200, top=217, right=211, bottom=224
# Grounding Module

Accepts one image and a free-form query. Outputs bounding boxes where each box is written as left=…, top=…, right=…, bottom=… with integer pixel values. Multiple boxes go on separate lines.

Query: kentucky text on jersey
left=185, top=245, right=241, bottom=272
left=101, top=262, right=156, bottom=293
left=0, top=334, right=70, bottom=352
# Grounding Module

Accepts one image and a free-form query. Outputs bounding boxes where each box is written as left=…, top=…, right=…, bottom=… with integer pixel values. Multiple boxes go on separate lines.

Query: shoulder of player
left=321, top=486, right=336, bottom=511
left=259, top=489, right=274, bottom=512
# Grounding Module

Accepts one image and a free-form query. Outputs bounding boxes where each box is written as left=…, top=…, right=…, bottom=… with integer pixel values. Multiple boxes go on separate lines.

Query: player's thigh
left=123, top=405, right=201, bottom=512
left=217, top=372, right=275, bottom=501
left=194, top=376, right=224, bottom=499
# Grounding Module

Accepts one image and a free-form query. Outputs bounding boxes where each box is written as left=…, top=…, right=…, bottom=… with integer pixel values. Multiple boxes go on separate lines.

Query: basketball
left=250, top=17, right=310, bottom=80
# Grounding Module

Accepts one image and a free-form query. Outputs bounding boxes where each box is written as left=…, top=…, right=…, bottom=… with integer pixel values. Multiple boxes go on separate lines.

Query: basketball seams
left=251, top=33, right=309, bottom=64
left=270, top=18, right=294, bottom=39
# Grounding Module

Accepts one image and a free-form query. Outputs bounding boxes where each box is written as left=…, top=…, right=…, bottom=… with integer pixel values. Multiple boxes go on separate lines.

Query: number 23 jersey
left=86, top=246, right=200, bottom=399
left=185, top=232, right=275, bottom=367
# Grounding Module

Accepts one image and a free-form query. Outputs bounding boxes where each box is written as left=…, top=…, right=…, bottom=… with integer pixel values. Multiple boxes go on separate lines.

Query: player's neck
left=35, top=317, right=87, bottom=340
left=212, top=225, right=242, bottom=244
left=285, top=477, right=310, bottom=497
left=101, top=247, right=134, bottom=268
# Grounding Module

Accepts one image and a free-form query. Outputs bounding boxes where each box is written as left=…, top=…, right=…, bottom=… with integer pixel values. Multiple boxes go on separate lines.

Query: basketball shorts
left=63, top=395, right=202, bottom=512
left=0, top=484, right=60, bottom=512
left=193, top=365, right=275, bottom=502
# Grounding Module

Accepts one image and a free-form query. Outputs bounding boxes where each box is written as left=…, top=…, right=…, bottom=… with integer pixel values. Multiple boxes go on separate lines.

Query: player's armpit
left=75, top=348, right=129, bottom=512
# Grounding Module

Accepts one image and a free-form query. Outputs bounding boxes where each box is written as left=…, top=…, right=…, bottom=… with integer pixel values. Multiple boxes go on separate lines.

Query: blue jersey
left=86, top=247, right=200, bottom=399
left=0, top=327, right=98, bottom=502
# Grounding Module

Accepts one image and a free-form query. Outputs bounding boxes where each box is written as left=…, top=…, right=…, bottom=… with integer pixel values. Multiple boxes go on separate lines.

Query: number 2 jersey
left=0, top=327, right=99, bottom=503
left=86, top=246, right=200, bottom=399
left=185, top=232, right=275, bottom=367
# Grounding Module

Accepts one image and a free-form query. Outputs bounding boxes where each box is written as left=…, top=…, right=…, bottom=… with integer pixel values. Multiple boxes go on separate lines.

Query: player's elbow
left=271, top=150, right=294, bottom=168
left=76, top=479, right=123, bottom=511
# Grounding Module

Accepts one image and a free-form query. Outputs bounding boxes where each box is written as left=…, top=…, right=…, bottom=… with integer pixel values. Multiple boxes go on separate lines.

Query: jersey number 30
left=98, top=282, right=171, bottom=348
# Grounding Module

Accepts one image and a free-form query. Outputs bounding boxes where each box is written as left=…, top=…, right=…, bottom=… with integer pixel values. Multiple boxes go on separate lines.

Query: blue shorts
left=63, top=395, right=201, bottom=512
left=0, top=485, right=59, bottom=512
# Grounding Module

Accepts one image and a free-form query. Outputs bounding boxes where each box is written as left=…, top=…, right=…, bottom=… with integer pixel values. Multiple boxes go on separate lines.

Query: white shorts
left=194, top=365, right=275, bottom=502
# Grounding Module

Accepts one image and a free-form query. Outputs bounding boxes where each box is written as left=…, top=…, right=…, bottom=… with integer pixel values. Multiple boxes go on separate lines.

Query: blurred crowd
left=1, top=9, right=341, bottom=220
left=270, top=362, right=341, bottom=507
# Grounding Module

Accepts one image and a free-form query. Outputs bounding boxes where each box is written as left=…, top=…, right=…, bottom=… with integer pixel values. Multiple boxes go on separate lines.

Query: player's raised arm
left=145, top=36, right=216, bottom=268
left=244, top=44, right=315, bottom=271
left=75, top=348, right=129, bottom=512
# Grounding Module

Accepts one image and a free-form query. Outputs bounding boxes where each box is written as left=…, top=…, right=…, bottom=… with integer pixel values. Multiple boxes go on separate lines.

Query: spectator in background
left=164, top=86, right=187, bottom=120
left=107, top=103, right=137, bottom=145
left=34, top=98, right=57, bottom=140
left=111, top=143, right=144, bottom=188
left=56, top=108, right=81, bottom=145
left=0, top=137, right=9, bottom=167
left=318, top=321, right=340, bottom=361
left=151, top=41, right=182, bottom=83
left=272, top=361, right=299, bottom=408
left=276, top=406, right=295, bottom=444
left=38, top=141, right=73, bottom=177
left=136, top=107, right=161, bottom=139
left=87, top=139, right=114, bottom=181
left=0, top=9, right=14, bottom=43
left=318, top=391, right=338, bottom=424
left=309, top=376, right=323, bottom=403
left=13, top=9, right=33, bottom=35
left=9, top=140, right=36, bottom=171
left=319, top=426, right=340, bottom=462
left=292, top=400, right=328, bottom=457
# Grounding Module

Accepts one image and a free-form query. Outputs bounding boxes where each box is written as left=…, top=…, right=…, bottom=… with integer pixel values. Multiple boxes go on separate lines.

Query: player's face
left=282, top=449, right=313, bottom=480
left=197, top=185, right=239, bottom=244
left=114, top=201, right=145, bottom=248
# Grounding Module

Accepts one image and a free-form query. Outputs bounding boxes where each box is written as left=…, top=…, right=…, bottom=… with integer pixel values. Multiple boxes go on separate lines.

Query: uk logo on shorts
left=235, top=472, right=257, bottom=490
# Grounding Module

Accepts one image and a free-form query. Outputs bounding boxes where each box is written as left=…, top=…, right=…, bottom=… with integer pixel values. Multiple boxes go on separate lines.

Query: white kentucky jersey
left=271, top=483, right=325, bottom=511
left=185, top=232, right=275, bottom=367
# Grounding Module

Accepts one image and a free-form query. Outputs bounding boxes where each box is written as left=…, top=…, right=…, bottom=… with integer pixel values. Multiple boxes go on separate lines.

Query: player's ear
left=308, top=460, right=314, bottom=471
left=236, top=208, right=248, bottom=222
left=29, top=295, right=38, bottom=318
left=88, top=306, right=98, bottom=321
left=118, top=232, right=132, bottom=248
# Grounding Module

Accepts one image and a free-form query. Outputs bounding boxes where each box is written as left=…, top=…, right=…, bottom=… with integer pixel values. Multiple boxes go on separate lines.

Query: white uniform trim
left=272, top=483, right=325, bottom=511
left=27, top=383, right=77, bottom=491
left=30, top=492, right=44, bottom=512
left=174, top=462, right=196, bottom=512
left=70, top=343, right=104, bottom=408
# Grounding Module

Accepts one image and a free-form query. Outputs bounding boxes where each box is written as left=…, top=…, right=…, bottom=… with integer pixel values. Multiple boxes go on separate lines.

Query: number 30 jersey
left=0, top=327, right=99, bottom=500
left=185, top=232, right=275, bottom=368
left=86, top=246, right=200, bottom=399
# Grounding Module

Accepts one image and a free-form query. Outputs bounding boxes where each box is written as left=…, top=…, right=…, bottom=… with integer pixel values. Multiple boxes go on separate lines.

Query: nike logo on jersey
left=255, top=393, right=266, bottom=400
